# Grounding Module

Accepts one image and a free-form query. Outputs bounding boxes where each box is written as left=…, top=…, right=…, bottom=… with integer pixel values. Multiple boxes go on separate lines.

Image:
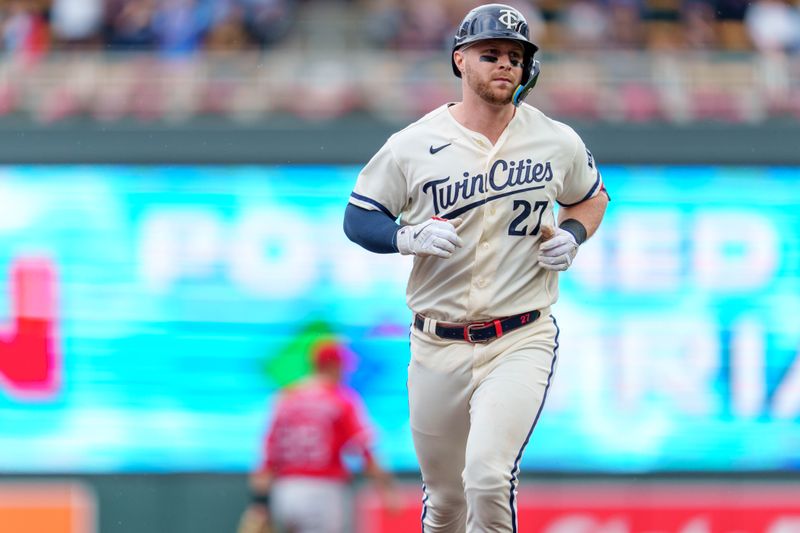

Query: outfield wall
left=2, top=475, right=800, bottom=533
left=0, top=119, right=799, bottom=165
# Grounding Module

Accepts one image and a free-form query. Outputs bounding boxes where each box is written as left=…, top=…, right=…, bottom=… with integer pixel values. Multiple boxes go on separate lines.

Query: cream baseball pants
left=408, top=310, right=559, bottom=533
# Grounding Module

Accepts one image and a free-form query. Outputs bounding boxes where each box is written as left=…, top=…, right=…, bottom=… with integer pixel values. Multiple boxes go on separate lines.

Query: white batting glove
left=396, top=217, right=463, bottom=258
left=538, top=226, right=579, bottom=271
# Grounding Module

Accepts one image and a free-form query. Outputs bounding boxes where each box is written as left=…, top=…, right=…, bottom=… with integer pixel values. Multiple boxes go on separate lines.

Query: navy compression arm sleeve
left=343, top=203, right=400, bottom=254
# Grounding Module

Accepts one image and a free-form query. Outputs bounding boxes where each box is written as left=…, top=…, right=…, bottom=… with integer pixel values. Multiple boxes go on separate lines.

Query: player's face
left=459, top=40, right=525, bottom=106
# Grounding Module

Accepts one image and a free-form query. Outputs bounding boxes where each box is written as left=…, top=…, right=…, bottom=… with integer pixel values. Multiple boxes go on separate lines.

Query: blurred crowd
left=0, top=0, right=797, bottom=124
left=1, top=0, right=800, bottom=59
left=0, top=0, right=295, bottom=59
left=365, top=0, right=800, bottom=54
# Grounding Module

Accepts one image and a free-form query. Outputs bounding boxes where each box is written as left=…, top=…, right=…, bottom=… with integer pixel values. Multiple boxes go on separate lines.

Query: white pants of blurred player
left=271, top=477, right=349, bottom=533
left=408, top=309, right=559, bottom=533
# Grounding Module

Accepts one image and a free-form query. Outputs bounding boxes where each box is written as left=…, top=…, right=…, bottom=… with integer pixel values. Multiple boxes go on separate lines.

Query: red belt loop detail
left=493, top=319, right=503, bottom=338
left=463, top=326, right=470, bottom=342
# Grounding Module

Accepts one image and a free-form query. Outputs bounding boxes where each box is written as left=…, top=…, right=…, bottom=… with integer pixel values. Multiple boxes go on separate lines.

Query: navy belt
left=413, top=310, right=541, bottom=343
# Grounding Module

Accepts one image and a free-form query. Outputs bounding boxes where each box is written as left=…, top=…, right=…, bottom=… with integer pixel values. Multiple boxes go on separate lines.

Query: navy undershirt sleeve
left=343, top=203, right=400, bottom=254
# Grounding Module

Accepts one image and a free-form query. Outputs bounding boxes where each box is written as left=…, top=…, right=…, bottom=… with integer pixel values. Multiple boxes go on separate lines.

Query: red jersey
left=261, top=378, right=374, bottom=480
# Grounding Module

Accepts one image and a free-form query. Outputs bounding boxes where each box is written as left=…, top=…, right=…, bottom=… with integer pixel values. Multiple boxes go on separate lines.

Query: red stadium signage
left=356, top=482, right=800, bottom=533
left=0, top=258, right=59, bottom=399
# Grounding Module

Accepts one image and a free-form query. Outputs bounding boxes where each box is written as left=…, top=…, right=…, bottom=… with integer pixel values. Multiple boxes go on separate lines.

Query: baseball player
left=237, top=341, right=395, bottom=533
left=343, top=3, right=609, bottom=532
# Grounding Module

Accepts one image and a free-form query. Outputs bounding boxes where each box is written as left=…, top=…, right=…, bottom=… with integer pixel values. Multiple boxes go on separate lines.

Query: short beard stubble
left=463, top=61, right=515, bottom=106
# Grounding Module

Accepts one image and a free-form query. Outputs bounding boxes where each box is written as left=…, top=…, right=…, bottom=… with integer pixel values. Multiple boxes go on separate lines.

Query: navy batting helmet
left=452, top=3, right=541, bottom=105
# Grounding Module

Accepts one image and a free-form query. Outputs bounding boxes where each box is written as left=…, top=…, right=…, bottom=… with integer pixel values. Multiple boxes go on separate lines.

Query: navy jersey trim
left=349, top=192, right=396, bottom=219
left=442, top=185, right=546, bottom=219
left=557, top=173, right=602, bottom=207
left=508, top=314, right=559, bottom=533
left=600, top=183, right=611, bottom=202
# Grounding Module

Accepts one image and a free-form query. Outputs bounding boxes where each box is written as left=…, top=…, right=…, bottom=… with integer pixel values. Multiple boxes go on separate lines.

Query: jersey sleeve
left=262, top=396, right=286, bottom=472
left=349, top=139, right=408, bottom=219
left=556, top=132, right=605, bottom=207
left=337, top=389, right=375, bottom=462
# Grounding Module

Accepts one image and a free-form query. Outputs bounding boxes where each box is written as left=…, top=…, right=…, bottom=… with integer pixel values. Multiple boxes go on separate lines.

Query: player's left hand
left=537, top=226, right=578, bottom=271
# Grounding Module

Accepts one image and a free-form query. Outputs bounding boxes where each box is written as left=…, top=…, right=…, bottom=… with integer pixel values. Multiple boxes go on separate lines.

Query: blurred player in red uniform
left=238, top=340, right=395, bottom=533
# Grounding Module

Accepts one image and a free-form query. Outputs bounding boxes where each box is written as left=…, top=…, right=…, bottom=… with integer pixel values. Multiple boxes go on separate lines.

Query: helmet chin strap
left=512, top=60, right=541, bottom=107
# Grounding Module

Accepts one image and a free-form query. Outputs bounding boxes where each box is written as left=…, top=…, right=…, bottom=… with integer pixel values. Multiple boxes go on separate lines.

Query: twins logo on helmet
left=497, top=8, right=520, bottom=30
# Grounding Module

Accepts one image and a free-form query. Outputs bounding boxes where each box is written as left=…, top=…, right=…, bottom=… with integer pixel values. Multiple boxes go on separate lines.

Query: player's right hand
left=396, top=217, right=463, bottom=258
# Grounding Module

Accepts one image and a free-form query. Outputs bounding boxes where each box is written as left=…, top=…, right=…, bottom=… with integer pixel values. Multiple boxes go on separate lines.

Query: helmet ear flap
left=512, top=59, right=541, bottom=107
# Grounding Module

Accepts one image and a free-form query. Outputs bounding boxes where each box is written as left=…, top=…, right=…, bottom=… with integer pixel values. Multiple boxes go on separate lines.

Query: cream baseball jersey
left=349, top=103, right=603, bottom=323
